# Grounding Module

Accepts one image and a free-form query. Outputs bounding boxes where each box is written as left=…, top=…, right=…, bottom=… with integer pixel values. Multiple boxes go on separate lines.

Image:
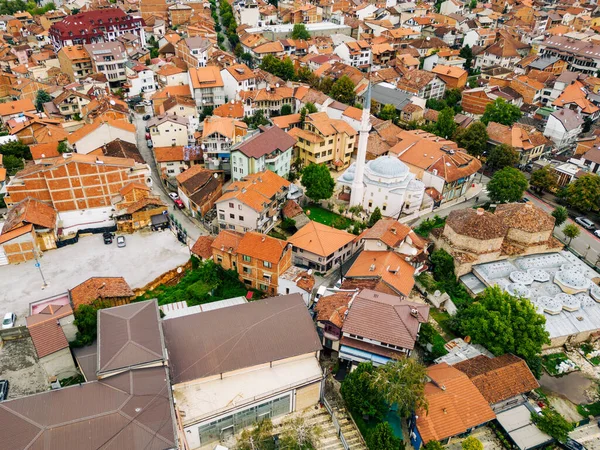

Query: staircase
left=332, top=406, right=368, bottom=450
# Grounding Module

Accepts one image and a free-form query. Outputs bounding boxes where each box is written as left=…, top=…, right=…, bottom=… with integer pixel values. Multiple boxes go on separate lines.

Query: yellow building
left=288, top=112, right=357, bottom=171
left=57, top=45, right=93, bottom=82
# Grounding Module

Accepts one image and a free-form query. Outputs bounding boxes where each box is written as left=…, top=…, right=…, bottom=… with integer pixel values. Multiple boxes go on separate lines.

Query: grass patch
left=414, top=215, right=446, bottom=238
left=542, top=352, right=572, bottom=376
left=303, top=204, right=354, bottom=229
left=580, top=344, right=600, bottom=366
left=60, top=374, right=86, bottom=386
left=578, top=401, right=600, bottom=418
left=268, top=230, right=288, bottom=240
left=429, top=309, right=456, bottom=339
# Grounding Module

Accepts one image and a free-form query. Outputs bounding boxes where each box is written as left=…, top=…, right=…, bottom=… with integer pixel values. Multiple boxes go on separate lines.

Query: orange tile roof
left=315, top=292, right=353, bottom=328
left=188, top=66, right=224, bottom=89
left=0, top=223, right=32, bottom=245
left=190, top=235, right=215, bottom=259
left=67, top=119, right=135, bottom=144
left=3, top=197, right=56, bottom=233
left=432, top=64, right=468, bottom=79
left=217, top=170, right=290, bottom=212
left=154, top=146, right=185, bottom=162
left=253, top=41, right=284, bottom=54
left=59, top=45, right=90, bottom=61
left=69, top=277, right=134, bottom=309
left=272, top=113, right=302, bottom=130
left=288, top=220, right=355, bottom=258
left=236, top=231, right=288, bottom=264
left=29, top=141, right=60, bottom=159
left=553, top=80, right=600, bottom=114
left=27, top=319, right=69, bottom=358
left=213, top=101, right=244, bottom=119
left=203, top=116, right=247, bottom=139
left=343, top=106, right=363, bottom=121
left=345, top=250, right=416, bottom=297
left=211, top=229, right=244, bottom=254
left=0, top=98, right=36, bottom=117
left=151, top=85, right=191, bottom=100
left=417, top=363, right=496, bottom=444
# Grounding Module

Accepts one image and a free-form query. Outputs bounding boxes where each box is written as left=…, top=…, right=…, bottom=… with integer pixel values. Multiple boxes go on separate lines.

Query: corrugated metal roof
left=162, top=294, right=322, bottom=384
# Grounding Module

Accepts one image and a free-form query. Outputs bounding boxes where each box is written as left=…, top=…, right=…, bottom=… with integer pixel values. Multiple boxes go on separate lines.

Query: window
left=229, top=202, right=234, bottom=208
left=329, top=139, right=333, bottom=145
left=259, top=283, right=268, bottom=291
left=229, top=214, right=234, bottom=219
left=219, top=213, right=225, bottom=220
left=243, top=266, right=251, bottom=274
left=243, top=255, right=251, bottom=262
left=239, top=216, right=244, bottom=221
left=238, top=205, right=242, bottom=210
left=263, top=261, right=272, bottom=268
left=216, top=256, right=223, bottom=263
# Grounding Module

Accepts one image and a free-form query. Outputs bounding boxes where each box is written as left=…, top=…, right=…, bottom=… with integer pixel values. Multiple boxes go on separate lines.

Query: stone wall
left=506, top=228, right=552, bottom=246
left=445, top=226, right=503, bottom=254
left=40, top=347, right=77, bottom=379
left=134, top=260, right=192, bottom=297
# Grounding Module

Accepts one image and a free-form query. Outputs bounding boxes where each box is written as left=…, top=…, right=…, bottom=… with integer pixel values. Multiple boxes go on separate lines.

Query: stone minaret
left=349, top=81, right=371, bottom=207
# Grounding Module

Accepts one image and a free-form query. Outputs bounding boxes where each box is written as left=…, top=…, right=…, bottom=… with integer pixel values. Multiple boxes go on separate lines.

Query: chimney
left=410, top=308, right=418, bottom=317
left=476, top=208, right=484, bottom=215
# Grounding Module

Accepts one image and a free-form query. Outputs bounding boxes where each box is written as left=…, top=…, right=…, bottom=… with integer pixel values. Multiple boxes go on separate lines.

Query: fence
left=322, top=397, right=352, bottom=450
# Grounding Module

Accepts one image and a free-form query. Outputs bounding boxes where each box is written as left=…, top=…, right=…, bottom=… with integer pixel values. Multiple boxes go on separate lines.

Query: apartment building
left=212, top=230, right=292, bottom=295
left=202, top=116, right=248, bottom=172
left=215, top=170, right=290, bottom=233
left=124, top=62, right=157, bottom=97
left=538, top=36, right=600, bottom=75
left=57, top=45, right=93, bottom=82
left=49, top=9, right=145, bottom=52
left=396, top=70, right=446, bottom=100
left=84, top=42, right=128, bottom=87
left=220, top=64, right=259, bottom=102
left=231, top=125, right=296, bottom=181
left=147, top=114, right=190, bottom=147
left=45, top=90, right=90, bottom=120
left=4, top=154, right=151, bottom=232
left=288, top=111, right=357, bottom=171
left=238, top=86, right=296, bottom=117
left=188, top=66, right=225, bottom=111
left=334, top=40, right=372, bottom=69
left=175, top=36, right=211, bottom=68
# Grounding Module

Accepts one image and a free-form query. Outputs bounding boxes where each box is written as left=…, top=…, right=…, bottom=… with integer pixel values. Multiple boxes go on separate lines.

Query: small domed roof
left=342, top=164, right=356, bottom=182
left=446, top=208, right=507, bottom=240
left=368, top=155, right=408, bottom=177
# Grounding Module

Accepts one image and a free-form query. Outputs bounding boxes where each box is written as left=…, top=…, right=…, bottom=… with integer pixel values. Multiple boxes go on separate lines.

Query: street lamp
left=33, top=253, right=48, bottom=289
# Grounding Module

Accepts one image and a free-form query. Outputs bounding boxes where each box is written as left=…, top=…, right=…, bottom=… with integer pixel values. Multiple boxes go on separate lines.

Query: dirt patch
left=0, top=338, right=49, bottom=399
left=540, top=371, right=595, bottom=404
left=446, top=426, right=504, bottom=450
left=548, top=396, right=585, bottom=422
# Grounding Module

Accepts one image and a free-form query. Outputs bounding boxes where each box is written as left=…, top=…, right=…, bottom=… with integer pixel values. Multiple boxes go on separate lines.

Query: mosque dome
left=368, top=155, right=409, bottom=177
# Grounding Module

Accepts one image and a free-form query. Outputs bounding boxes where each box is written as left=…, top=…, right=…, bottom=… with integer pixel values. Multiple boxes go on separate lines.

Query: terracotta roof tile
left=27, top=320, right=69, bottom=358
left=3, top=197, right=56, bottom=233
left=446, top=208, right=507, bottom=240
left=454, top=354, right=539, bottom=404
left=417, top=363, right=496, bottom=443
left=212, top=230, right=244, bottom=254
left=69, top=277, right=134, bottom=309
left=236, top=231, right=288, bottom=265
left=288, top=221, right=355, bottom=258
left=345, top=251, right=416, bottom=297
left=495, top=202, right=555, bottom=233
left=217, top=170, right=290, bottom=212
left=191, top=235, right=215, bottom=259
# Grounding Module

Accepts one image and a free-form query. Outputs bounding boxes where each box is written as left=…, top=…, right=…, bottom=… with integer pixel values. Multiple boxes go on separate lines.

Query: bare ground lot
left=0, top=229, right=190, bottom=325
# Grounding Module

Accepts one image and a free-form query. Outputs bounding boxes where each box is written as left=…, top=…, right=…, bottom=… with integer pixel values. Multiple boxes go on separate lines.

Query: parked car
left=518, top=197, right=530, bottom=203
left=594, top=230, right=600, bottom=238
left=174, top=199, right=184, bottom=209
left=116, top=236, right=126, bottom=248
left=2, top=312, right=16, bottom=329
left=564, top=438, right=586, bottom=450
left=145, top=132, right=151, bottom=140
left=575, top=217, right=595, bottom=230
left=146, top=140, right=153, bottom=148
left=142, top=114, right=151, bottom=120
left=168, top=192, right=179, bottom=201
left=314, top=285, right=327, bottom=303
left=0, top=380, right=8, bottom=401
left=103, top=231, right=113, bottom=244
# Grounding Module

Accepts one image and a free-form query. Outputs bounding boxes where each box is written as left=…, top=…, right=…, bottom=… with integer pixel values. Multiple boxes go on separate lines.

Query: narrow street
left=133, top=113, right=206, bottom=242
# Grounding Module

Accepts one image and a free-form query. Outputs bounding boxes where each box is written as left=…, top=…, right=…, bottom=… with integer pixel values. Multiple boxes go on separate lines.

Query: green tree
left=280, top=104, right=292, bottom=116
left=486, top=144, right=519, bottom=171
left=200, top=105, right=214, bottom=120
left=35, top=89, right=52, bottom=112
left=469, top=0, right=477, bottom=8
left=368, top=207, right=383, bottom=227
left=57, top=141, right=68, bottom=154
left=301, top=163, right=335, bottom=201
left=531, top=409, right=574, bottom=443
left=462, top=436, right=484, bottom=450
left=236, top=419, right=276, bottom=450
left=453, top=121, right=488, bottom=157
left=280, top=416, right=322, bottom=449
left=459, top=45, right=473, bottom=74
left=367, top=423, right=404, bottom=450
left=369, top=358, right=428, bottom=417
left=431, top=107, right=457, bottom=138
left=0, top=140, right=32, bottom=160
left=329, top=75, right=355, bottom=105
left=341, top=362, right=388, bottom=420
left=426, top=98, right=448, bottom=111
left=297, top=66, right=314, bottom=83
left=319, top=77, right=334, bottom=95
left=487, top=167, right=528, bottom=203
left=455, top=285, right=550, bottom=363
left=551, top=206, right=568, bottom=229
left=445, top=88, right=462, bottom=113
left=291, top=23, right=310, bottom=40
left=304, top=102, right=318, bottom=114
left=563, top=223, right=581, bottom=247
left=430, top=249, right=455, bottom=283
left=530, top=166, right=557, bottom=193
left=244, top=109, right=270, bottom=129
left=2, top=154, right=23, bottom=175
left=241, top=52, right=253, bottom=66
left=379, top=104, right=398, bottom=122
left=565, top=173, right=600, bottom=211
left=424, top=441, right=445, bottom=450
left=481, top=98, right=522, bottom=126
left=234, top=42, right=243, bottom=57
left=300, top=107, right=307, bottom=125
left=280, top=57, right=296, bottom=81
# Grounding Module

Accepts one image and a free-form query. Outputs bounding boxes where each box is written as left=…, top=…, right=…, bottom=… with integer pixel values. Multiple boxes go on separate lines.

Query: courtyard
left=0, top=229, right=190, bottom=325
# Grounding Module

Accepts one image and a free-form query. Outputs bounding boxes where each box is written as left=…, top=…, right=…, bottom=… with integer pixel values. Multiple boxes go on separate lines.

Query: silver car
left=116, top=236, right=126, bottom=248
left=2, top=312, right=16, bottom=329
left=575, top=217, right=595, bottom=230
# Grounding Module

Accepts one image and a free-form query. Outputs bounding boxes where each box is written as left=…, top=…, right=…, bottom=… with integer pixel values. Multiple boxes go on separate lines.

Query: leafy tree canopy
left=301, top=163, right=335, bottom=201
left=430, top=249, right=455, bottom=284
left=531, top=409, right=574, bottom=443
left=341, top=362, right=388, bottom=421
left=486, top=143, right=519, bottom=171
left=291, top=23, right=310, bottom=40
left=551, top=206, right=568, bottom=228
left=563, top=223, right=580, bottom=246
left=429, top=107, right=457, bottom=139
left=367, top=423, right=404, bottom=450
left=453, top=121, right=488, bottom=157
left=280, top=104, right=292, bottom=116
left=379, top=104, right=398, bottom=122
left=455, top=286, right=550, bottom=363
left=564, top=173, right=600, bottom=212
left=368, top=207, right=383, bottom=227
left=481, top=98, right=522, bottom=126
left=329, top=75, right=355, bottom=105
left=462, top=436, right=484, bottom=450
left=530, top=166, right=557, bottom=194
left=487, top=167, right=528, bottom=203
left=35, top=89, right=52, bottom=112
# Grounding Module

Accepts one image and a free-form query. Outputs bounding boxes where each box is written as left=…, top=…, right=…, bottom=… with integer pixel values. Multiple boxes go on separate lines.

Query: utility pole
left=33, top=253, right=48, bottom=289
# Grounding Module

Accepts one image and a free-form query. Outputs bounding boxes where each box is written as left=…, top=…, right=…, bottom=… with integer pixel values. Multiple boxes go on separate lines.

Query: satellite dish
left=201, top=144, right=205, bottom=149
left=109, top=99, right=115, bottom=105
left=276, top=83, right=280, bottom=88
left=177, top=267, right=183, bottom=273
left=230, top=99, right=234, bottom=104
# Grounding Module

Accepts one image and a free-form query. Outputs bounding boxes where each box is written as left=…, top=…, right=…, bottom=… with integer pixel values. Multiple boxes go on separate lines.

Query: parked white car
left=2, top=312, right=16, bottom=329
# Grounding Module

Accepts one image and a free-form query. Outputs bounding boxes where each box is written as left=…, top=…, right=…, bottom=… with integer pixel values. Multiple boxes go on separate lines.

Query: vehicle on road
left=116, top=236, right=126, bottom=248
left=594, top=230, right=600, bottom=238
left=168, top=192, right=179, bottom=200
left=174, top=199, right=184, bottom=209
left=575, top=217, right=595, bottom=230
left=2, top=312, right=16, bottom=329
left=314, top=285, right=327, bottom=303
left=142, top=114, right=151, bottom=120
left=145, top=132, right=151, bottom=140
left=0, top=380, right=8, bottom=401
left=563, top=438, right=587, bottom=450
left=146, top=140, right=153, bottom=148
left=518, top=197, right=530, bottom=203
left=103, top=231, right=113, bottom=244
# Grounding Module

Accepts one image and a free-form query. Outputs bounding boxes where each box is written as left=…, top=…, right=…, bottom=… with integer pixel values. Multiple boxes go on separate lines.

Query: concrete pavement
left=133, top=113, right=206, bottom=242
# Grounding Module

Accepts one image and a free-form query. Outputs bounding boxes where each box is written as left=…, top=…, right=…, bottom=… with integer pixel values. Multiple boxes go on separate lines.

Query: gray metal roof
left=371, top=83, right=412, bottom=110
left=162, top=294, right=322, bottom=384
left=496, top=404, right=553, bottom=450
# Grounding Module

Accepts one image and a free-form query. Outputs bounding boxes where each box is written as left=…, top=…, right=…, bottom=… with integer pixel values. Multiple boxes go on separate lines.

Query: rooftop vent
left=410, top=308, right=419, bottom=317
left=369, top=263, right=376, bottom=271
left=476, top=208, right=484, bottom=215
